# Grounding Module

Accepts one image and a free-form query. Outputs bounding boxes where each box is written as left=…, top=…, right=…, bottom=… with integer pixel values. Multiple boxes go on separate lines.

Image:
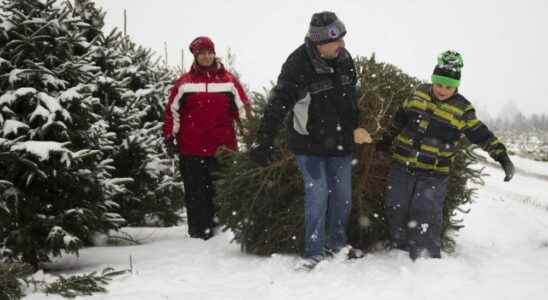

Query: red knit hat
left=189, top=36, right=215, bottom=56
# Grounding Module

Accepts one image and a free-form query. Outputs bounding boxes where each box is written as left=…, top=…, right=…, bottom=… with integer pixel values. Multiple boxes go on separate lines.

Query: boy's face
left=432, top=84, right=457, bottom=101
left=196, top=50, right=215, bottom=67
left=317, top=38, right=345, bottom=59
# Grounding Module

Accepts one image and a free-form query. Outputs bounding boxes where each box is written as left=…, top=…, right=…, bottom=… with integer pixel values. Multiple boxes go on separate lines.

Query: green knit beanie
left=431, top=50, right=464, bottom=88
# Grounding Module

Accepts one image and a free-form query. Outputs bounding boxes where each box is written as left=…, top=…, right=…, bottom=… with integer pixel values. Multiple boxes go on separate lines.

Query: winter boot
left=295, top=255, right=324, bottom=271
left=346, top=247, right=365, bottom=259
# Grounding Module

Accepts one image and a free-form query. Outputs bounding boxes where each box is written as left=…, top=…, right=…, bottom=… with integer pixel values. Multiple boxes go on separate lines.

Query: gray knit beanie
left=306, top=11, right=346, bottom=44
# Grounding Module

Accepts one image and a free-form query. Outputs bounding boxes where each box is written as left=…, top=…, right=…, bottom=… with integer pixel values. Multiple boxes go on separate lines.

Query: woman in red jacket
left=163, top=36, right=252, bottom=239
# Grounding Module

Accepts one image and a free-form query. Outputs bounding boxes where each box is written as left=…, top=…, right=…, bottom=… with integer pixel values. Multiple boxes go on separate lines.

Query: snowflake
left=420, top=223, right=429, bottom=234
left=407, top=220, right=418, bottom=229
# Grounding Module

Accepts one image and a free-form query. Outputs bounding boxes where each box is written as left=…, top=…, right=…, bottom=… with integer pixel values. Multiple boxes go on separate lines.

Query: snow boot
left=295, top=255, right=324, bottom=271
left=346, top=247, right=365, bottom=260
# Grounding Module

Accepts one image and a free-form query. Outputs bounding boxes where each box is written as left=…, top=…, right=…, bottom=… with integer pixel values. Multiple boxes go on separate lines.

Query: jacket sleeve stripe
left=169, top=84, right=185, bottom=136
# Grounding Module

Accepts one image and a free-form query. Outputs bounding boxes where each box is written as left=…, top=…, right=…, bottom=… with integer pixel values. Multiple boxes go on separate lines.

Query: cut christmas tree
left=215, top=55, right=482, bottom=256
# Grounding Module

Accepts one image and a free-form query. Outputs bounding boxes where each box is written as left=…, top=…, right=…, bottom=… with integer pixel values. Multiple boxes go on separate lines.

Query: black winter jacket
left=256, top=39, right=359, bottom=156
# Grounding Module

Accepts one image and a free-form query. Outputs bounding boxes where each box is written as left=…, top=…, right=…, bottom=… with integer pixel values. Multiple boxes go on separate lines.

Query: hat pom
left=436, top=50, right=464, bottom=72
left=432, top=50, right=464, bottom=88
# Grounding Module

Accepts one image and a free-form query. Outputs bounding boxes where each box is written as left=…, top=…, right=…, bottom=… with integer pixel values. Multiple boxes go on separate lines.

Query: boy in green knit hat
left=377, top=50, right=514, bottom=260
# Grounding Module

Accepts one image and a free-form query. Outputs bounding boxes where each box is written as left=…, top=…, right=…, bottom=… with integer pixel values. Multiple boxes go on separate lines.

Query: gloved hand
left=249, top=144, right=275, bottom=167
left=164, top=137, right=179, bottom=158
left=496, top=154, right=515, bottom=182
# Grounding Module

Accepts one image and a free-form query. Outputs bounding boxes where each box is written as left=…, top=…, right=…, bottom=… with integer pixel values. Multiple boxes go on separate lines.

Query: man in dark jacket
left=378, top=50, right=515, bottom=260
left=250, top=11, right=371, bottom=269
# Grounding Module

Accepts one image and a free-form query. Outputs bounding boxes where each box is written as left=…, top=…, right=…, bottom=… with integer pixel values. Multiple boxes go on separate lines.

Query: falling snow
left=408, top=220, right=418, bottom=228
left=419, top=223, right=429, bottom=234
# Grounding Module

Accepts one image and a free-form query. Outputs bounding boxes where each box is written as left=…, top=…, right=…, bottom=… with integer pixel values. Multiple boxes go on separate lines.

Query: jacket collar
left=304, top=38, right=334, bottom=74
left=190, top=60, right=226, bottom=76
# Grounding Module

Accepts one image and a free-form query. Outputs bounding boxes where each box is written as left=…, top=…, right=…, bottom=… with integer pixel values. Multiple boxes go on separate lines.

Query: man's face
left=432, top=83, right=457, bottom=101
left=196, top=49, right=215, bottom=67
left=317, top=38, right=345, bottom=59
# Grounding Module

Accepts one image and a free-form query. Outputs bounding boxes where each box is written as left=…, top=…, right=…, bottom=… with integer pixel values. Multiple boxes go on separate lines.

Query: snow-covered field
left=509, top=155, right=548, bottom=177
left=24, top=157, right=548, bottom=300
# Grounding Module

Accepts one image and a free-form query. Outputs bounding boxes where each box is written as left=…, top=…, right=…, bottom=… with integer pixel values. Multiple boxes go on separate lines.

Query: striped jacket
left=386, top=84, right=507, bottom=174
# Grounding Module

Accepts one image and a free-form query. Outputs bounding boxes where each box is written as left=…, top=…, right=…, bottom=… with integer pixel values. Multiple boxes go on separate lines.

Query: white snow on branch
left=63, top=234, right=80, bottom=246
left=135, top=88, right=153, bottom=98
left=22, top=18, right=47, bottom=25
left=11, top=141, right=71, bottom=164
left=41, top=73, right=67, bottom=89
left=30, top=105, right=49, bottom=123
left=79, top=64, right=100, bottom=72
left=104, top=178, right=134, bottom=186
left=104, top=212, right=125, bottom=224
left=0, top=57, right=10, bottom=67
left=8, top=69, right=28, bottom=85
left=65, top=208, right=85, bottom=216
left=15, top=87, right=37, bottom=97
left=47, top=226, right=80, bottom=246
left=37, top=92, right=62, bottom=112
left=78, top=40, right=90, bottom=48
left=97, top=75, right=114, bottom=85
left=0, top=18, right=14, bottom=31
left=2, top=106, right=15, bottom=116
left=121, top=90, right=135, bottom=100
left=2, top=119, right=29, bottom=137
left=47, top=226, right=64, bottom=239
left=0, top=91, right=16, bottom=106
left=126, top=66, right=138, bottom=74
left=59, top=84, right=93, bottom=102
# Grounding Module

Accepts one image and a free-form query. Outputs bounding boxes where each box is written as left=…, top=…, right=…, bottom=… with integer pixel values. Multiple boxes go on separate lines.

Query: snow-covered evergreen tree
left=88, top=19, right=183, bottom=226
left=0, top=0, right=127, bottom=268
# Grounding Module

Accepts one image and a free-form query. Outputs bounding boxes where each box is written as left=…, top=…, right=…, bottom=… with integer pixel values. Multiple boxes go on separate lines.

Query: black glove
left=164, top=137, right=178, bottom=157
left=249, top=144, right=275, bottom=167
left=496, top=154, right=515, bottom=182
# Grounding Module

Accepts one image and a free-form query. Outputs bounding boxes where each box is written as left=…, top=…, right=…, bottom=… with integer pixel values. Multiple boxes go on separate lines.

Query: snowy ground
left=509, top=155, right=548, bottom=177
left=24, top=157, right=548, bottom=300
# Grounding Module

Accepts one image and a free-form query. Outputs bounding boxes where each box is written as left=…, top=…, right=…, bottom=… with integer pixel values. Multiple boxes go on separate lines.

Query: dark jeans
left=385, top=163, right=449, bottom=259
left=295, top=154, right=353, bottom=258
left=180, top=155, right=218, bottom=239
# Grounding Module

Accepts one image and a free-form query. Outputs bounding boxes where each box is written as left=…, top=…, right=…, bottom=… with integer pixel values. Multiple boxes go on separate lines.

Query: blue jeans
left=295, top=154, right=352, bottom=258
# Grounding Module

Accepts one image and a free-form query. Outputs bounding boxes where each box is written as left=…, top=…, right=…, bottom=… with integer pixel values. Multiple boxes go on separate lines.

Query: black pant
left=180, top=155, right=218, bottom=239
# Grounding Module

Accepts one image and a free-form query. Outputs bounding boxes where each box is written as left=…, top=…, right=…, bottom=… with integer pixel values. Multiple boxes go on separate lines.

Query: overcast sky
left=94, top=0, right=548, bottom=117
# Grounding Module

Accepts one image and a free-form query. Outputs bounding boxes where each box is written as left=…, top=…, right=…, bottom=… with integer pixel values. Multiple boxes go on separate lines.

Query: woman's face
left=196, top=50, right=215, bottom=67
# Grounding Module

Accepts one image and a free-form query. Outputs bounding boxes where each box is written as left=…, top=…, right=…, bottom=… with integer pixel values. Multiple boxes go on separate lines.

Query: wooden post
left=124, top=9, right=127, bottom=36
left=164, top=42, right=168, bottom=66
left=181, top=48, right=185, bottom=72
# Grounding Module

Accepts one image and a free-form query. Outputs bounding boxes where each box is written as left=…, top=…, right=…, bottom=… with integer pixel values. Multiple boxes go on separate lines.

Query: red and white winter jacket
left=163, top=62, right=250, bottom=156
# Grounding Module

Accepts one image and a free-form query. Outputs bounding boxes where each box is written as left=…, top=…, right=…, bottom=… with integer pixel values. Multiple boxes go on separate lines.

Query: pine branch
left=44, top=267, right=127, bottom=298
left=0, top=262, right=33, bottom=300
